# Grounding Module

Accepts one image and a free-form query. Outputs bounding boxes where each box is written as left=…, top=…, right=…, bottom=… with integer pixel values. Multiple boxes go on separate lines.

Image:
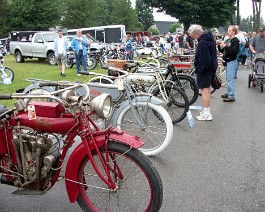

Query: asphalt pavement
left=1, top=65, right=265, bottom=212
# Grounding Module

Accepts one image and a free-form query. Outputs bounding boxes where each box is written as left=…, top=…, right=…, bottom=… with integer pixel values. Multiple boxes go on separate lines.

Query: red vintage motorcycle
left=0, top=82, right=163, bottom=211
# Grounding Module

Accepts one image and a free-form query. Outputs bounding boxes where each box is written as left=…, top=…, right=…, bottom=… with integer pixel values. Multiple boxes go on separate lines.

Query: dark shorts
left=197, top=71, right=215, bottom=89
left=57, top=54, right=67, bottom=65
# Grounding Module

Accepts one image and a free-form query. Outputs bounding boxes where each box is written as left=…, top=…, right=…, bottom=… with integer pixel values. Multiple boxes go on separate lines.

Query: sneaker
left=77, top=74, right=81, bottom=76
left=223, top=97, right=235, bottom=102
left=61, top=73, right=66, bottom=77
left=196, top=112, right=213, bottom=121
left=221, top=93, right=228, bottom=98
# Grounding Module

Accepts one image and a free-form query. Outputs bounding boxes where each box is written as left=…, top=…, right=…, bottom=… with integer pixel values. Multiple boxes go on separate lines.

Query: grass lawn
left=0, top=54, right=106, bottom=107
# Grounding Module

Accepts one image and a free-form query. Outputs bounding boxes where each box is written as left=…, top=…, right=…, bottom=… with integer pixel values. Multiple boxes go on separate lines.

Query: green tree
left=0, top=0, right=11, bottom=37
left=168, top=22, right=182, bottom=33
left=111, top=0, right=142, bottom=31
left=10, top=0, right=63, bottom=31
left=142, top=0, right=236, bottom=33
left=93, top=0, right=110, bottom=26
left=135, top=0, right=154, bottom=30
left=62, top=0, right=98, bottom=29
left=148, top=27, right=160, bottom=36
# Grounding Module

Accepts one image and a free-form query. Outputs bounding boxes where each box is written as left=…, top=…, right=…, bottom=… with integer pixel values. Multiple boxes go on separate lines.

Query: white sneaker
left=77, top=74, right=81, bottom=76
left=196, top=112, right=213, bottom=121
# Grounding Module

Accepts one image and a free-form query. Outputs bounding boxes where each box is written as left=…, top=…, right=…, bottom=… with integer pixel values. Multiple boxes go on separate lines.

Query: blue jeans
left=76, top=50, right=87, bottom=73
left=226, top=59, right=237, bottom=99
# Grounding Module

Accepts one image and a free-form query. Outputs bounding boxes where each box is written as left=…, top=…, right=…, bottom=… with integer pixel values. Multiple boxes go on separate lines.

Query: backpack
left=237, top=42, right=245, bottom=59
left=245, top=37, right=250, bottom=48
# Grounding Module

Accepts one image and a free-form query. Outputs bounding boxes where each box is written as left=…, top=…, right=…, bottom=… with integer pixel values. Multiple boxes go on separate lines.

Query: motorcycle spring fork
left=80, top=114, right=119, bottom=190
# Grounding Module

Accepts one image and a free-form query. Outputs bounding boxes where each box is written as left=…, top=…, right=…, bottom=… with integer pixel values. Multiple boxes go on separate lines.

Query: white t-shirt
left=57, top=37, right=65, bottom=54
left=236, top=32, right=245, bottom=43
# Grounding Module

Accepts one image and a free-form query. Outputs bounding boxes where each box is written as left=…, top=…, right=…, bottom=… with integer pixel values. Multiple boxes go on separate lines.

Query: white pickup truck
left=10, top=31, right=57, bottom=65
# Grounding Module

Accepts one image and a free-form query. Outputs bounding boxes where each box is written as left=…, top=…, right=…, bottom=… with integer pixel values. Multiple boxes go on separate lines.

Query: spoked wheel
left=87, top=56, right=97, bottom=70
left=65, top=59, right=74, bottom=68
left=173, top=74, right=199, bottom=105
left=0, top=67, right=15, bottom=83
left=77, top=141, right=163, bottom=211
left=115, top=102, right=173, bottom=156
left=152, top=84, right=189, bottom=124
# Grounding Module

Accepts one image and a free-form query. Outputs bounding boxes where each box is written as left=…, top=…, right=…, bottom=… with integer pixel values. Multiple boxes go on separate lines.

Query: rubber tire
left=173, top=74, right=199, bottom=105
left=0, top=67, right=15, bottom=83
left=115, top=102, right=173, bottom=156
left=76, top=141, right=163, bottom=212
left=15, top=51, right=24, bottom=63
left=87, top=56, right=97, bottom=70
left=66, top=59, right=74, bottom=68
left=152, top=84, right=189, bottom=124
left=47, top=53, right=56, bottom=65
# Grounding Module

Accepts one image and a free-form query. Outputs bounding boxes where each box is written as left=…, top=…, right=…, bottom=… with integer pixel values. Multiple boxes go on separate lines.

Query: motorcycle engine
left=12, top=128, right=61, bottom=186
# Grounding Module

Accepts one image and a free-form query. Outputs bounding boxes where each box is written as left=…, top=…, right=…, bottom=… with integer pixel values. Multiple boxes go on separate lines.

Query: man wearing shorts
left=54, top=30, right=68, bottom=77
left=188, top=25, right=217, bottom=121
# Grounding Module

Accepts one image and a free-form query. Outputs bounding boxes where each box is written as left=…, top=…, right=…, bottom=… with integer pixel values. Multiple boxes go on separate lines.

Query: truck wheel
left=15, top=51, right=24, bottom=63
left=47, top=53, right=56, bottom=65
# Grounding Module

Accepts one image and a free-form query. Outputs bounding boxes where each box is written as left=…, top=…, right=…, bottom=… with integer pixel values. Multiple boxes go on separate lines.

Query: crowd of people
left=188, top=24, right=265, bottom=121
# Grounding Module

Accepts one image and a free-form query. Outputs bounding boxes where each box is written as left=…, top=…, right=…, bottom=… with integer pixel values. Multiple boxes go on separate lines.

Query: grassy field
left=0, top=54, right=106, bottom=107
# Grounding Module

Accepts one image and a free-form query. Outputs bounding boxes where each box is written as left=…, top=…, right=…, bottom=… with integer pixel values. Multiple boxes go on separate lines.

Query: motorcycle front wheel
left=87, top=56, right=97, bottom=70
left=77, top=141, right=163, bottom=212
left=65, top=58, right=74, bottom=68
left=0, top=67, right=15, bottom=84
left=115, top=102, right=173, bottom=156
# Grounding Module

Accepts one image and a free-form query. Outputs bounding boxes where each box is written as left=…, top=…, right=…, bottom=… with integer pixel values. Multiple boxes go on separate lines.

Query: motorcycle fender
left=65, top=130, right=144, bottom=203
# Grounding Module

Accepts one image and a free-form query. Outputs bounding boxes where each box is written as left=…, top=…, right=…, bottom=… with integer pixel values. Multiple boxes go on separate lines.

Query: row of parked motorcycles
left=0, top=48, right=199, bottom=211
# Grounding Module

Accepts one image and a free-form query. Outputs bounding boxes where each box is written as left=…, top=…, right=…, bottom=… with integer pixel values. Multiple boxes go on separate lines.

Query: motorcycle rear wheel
left=77, top=141, right=163, bottom=212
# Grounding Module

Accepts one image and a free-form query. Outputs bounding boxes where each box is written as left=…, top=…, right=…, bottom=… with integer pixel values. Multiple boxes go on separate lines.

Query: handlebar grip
left=0, top=94, right=12, bottom=100
left=78, top=71, right=90, bottom=75
left=39, top=82, right=59, bottom=87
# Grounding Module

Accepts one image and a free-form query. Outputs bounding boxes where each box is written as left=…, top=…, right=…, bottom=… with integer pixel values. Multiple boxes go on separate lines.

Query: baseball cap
left=260, top=27, right=265, bottom=32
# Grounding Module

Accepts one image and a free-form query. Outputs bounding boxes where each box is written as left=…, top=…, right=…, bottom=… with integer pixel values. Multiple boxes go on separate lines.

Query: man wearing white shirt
left=54, top=30, right=68, bottom=77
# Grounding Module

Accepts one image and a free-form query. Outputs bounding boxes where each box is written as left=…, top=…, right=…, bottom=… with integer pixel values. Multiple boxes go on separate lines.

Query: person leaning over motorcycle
left=125, top=33, right=133, bottom=60
left=71, top=29, right=88, bottom=75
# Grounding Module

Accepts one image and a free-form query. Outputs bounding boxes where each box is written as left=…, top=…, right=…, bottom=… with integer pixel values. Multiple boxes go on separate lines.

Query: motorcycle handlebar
left=0, top=94, right=12, bottom=100
left=39, top=82, right=59, bottom=87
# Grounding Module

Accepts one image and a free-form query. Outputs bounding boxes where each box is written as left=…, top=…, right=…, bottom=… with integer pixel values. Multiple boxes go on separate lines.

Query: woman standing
left=218, top=25, right=239, bottom=102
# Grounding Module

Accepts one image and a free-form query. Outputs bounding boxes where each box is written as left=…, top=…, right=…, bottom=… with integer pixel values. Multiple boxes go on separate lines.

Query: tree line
left=0, top=0, right=154, bottom=38
left=0, top=0, right=263, bottom=38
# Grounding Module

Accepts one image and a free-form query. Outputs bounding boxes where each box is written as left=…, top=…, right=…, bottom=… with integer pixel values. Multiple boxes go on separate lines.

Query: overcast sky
left=131, top=0, right=264, bottom=21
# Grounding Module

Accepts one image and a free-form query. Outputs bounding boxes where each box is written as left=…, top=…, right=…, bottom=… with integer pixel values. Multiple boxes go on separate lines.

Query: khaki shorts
left=57, top=54, right=67, bottom=65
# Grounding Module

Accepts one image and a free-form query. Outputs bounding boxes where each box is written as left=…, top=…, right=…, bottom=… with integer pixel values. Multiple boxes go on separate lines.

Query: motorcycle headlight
left=91, top=93, right=113, bottom=119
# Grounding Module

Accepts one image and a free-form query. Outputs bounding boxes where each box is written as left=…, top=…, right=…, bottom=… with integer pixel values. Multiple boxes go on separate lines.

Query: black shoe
left=223, top=97, right=235, bottom=102
left=61, top=73, right=66, bottom=77
left=221, top=93, right=228, bottom=98
left=234, top=76, right=237, bottom=79
left=60, top=72, right=62, bottom=76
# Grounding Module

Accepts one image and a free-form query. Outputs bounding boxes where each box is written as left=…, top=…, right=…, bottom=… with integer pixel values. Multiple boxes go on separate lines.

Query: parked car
left=10, top=31, right=57, bottom=65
